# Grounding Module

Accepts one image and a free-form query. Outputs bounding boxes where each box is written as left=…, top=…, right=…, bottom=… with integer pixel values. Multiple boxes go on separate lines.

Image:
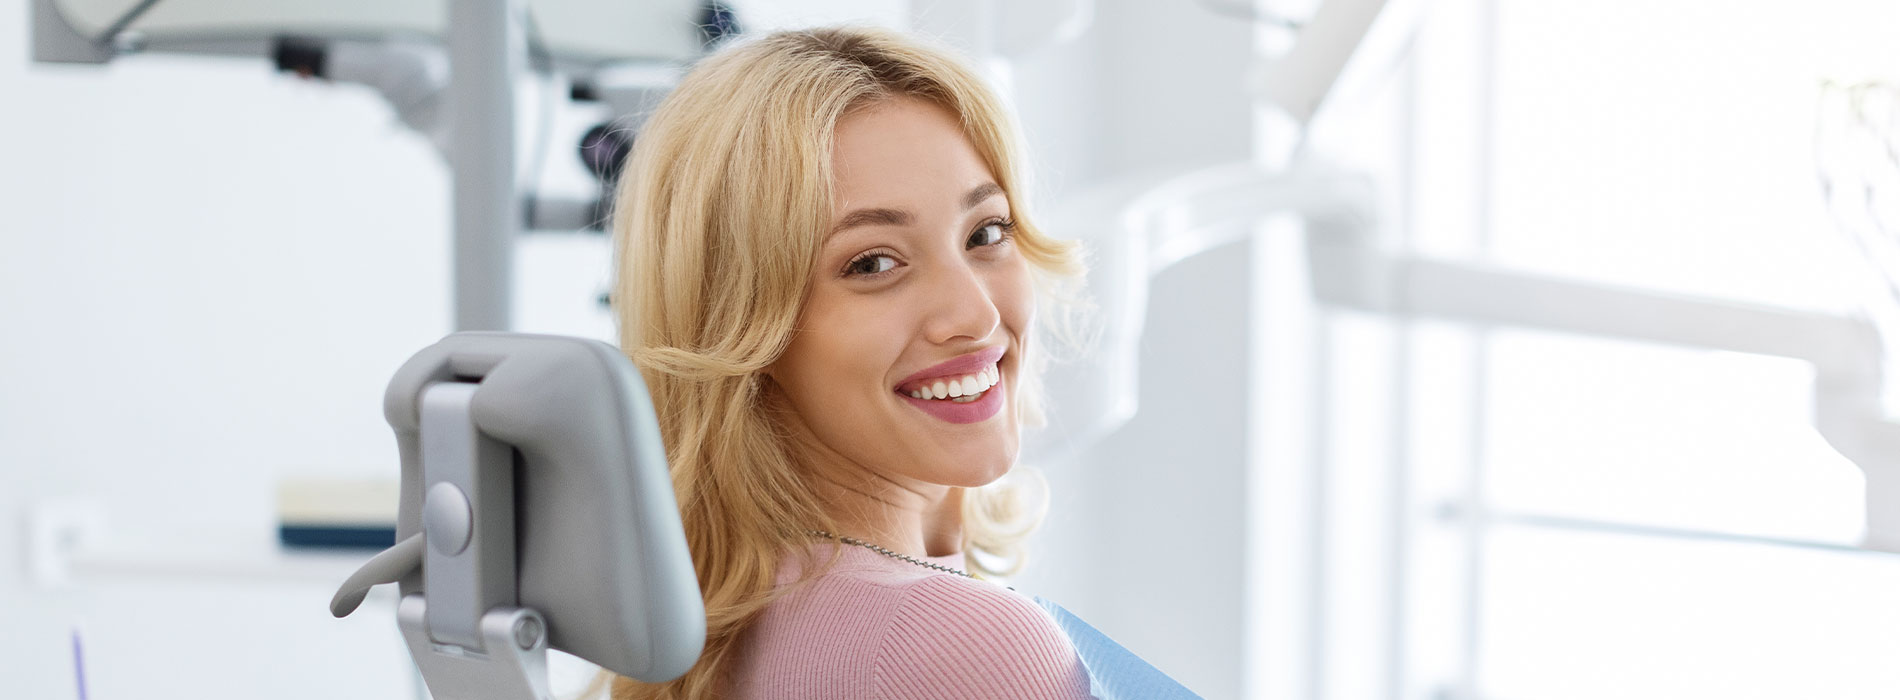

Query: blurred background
left=7, top=0, right=1900, bottom=698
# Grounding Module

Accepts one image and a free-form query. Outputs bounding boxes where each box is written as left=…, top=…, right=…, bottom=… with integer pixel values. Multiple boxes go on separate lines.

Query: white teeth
left=904, top=363, right=1002, bottom=401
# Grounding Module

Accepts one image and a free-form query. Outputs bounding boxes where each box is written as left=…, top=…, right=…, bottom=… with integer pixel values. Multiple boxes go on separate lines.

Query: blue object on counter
left=279, top=524, right=397, bottom=549
left=1033, top=597, right=1202, bottom=700
left=276, top=478, right=399, bottom=549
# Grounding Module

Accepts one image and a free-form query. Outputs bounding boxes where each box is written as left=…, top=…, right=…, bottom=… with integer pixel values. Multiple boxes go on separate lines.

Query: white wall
left=1, top=9, right=452, bottom=699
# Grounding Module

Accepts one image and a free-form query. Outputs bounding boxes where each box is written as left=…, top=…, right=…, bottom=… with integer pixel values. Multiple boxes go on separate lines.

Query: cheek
left=994, top=258, right=1037, bottom=333
left=780, top=295, right=899, bottom=405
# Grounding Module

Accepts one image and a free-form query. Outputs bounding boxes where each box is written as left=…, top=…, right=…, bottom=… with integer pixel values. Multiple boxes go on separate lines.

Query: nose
left=921, top=258, right=1002, bottom=345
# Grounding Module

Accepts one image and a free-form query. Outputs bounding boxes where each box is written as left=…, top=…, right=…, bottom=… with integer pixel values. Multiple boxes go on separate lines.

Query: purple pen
left=72, top=627, right=88, bottom=700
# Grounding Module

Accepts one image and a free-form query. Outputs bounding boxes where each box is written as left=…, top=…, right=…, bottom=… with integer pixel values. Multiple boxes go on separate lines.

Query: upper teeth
left=908, top=364, right=1000, bottom=400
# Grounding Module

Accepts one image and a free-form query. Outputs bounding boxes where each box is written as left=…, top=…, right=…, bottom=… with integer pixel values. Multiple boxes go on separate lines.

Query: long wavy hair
left=606, top=25, right=1084, bottom=699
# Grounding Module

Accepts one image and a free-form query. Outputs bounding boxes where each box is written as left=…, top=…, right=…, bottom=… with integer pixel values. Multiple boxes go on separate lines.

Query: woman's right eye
left=843, top=253, right=899, bottom=277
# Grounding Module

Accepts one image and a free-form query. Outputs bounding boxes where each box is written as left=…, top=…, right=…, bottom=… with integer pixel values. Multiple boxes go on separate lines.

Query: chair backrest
left=334, top=331, right=704, bottom=688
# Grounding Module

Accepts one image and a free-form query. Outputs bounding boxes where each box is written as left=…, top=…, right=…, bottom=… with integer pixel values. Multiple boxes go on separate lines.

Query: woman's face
left=769, top=96, right=1034, bottom=491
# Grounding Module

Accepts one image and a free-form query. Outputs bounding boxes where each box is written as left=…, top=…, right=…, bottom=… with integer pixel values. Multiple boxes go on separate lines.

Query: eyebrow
left=827, top=182, right=1007, bottom=241
left=961, top=182, right=1004, bottom=210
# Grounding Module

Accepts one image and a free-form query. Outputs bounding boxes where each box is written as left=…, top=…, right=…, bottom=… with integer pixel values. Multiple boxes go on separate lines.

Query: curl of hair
left=605, top=26, right=1085, bottom=700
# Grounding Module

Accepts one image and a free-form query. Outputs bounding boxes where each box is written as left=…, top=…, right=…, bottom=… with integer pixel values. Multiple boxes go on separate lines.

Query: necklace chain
left=804, top=529, right=976, bottom=579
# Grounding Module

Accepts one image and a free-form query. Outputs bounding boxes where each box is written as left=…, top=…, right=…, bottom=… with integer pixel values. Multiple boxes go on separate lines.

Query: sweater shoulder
left=871, top=575, right=1092, bottom=699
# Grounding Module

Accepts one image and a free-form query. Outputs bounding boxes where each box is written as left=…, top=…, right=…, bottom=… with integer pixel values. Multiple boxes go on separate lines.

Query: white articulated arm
left=1036, top=147, right=1900, bottom=551
left=1306, top=235, right=1900, bottom=553
left=1028, top=161, right=1377, bottom=467
left=1250, top=0, right=1396, bottom=126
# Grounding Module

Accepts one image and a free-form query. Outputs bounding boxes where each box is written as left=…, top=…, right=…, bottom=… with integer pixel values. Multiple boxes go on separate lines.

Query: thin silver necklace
left=804, top=529, right=977, bottom=579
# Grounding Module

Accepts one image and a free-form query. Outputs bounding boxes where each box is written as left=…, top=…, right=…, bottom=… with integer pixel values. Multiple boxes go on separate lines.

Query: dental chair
left=330, top=332, right=705, bottom=699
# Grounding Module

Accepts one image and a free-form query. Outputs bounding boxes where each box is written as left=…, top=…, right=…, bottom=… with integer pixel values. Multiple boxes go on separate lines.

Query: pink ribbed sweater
left=726, top=542, right=1093, bottom=699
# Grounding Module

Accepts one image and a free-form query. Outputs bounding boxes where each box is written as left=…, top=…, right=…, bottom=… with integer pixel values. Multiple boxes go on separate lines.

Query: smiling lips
left=894, top=346, right=1006, bottom=396
left=894, top=346, right=1008, bottom=423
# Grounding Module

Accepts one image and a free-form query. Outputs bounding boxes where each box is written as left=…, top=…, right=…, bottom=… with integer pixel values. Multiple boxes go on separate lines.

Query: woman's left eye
left=843, top=253, right=900, bottom=277
left=967, top=220, right=1016, bottom=249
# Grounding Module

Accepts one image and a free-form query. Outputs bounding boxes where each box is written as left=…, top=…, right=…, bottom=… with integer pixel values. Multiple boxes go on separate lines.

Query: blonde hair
left=607, top=25, right=1083, bottom=699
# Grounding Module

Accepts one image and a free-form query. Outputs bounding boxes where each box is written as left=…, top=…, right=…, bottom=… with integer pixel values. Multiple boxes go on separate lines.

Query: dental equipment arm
left=332, top=332, right=705, bottom=697
left=1026, top=162, right=1376, bottom=467
left=30, top=0, right=705, bottom=330
left=1032, top=154, right=1900, bottom=553
left=1305, top=238, right=1900, bottom=553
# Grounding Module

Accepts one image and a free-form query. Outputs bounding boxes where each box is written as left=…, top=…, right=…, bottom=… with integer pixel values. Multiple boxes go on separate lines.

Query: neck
left=772, top=394, right=965, bottom=558
left=800, top=452, right=965, bottom=558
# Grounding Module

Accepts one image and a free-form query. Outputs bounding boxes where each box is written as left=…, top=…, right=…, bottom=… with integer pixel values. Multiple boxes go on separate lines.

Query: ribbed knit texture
left=726, top=542, right=1094, bottom=699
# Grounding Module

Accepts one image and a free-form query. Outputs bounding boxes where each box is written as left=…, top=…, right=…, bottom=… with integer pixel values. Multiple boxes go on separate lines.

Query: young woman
left=609, top=26, right=1090, bottom=699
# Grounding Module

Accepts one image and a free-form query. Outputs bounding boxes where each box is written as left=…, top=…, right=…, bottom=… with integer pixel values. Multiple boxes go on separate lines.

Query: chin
left=944, top=447, right=1017, bottom=488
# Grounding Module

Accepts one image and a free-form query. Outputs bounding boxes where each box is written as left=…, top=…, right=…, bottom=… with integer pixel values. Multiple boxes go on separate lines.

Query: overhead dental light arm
left=1305, top=237, right=1900, bottom=553
left=1251, top=0, right=1388, bottom=126
left=30, top=0, right=706, bottom=329
left=1027, top=162, right=1377, bottom=467
left=1036, top=155, right=1900, bottom=553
